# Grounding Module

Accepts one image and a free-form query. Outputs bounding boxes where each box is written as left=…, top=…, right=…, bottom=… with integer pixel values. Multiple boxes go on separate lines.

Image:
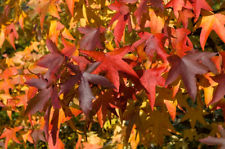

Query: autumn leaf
left=61, top=62, right=114, bottom=115
left=28, top=0, right=60, bottom=30
left=108, top=1, right=131, bottom=46
left=191, top=0, right=212, bottom=22
left=177, top=8, right=194, bottom=28
left=25, top=78, right=48, bottom=90
left=78, top=27, right=105, bottom=50
left=80, top=47, right=138, bottom=91
left=132, top=32, right=169, bottom=62
left=0, top=126, right=23, bottom=149
left=6, top=23, right=19, bottom=50
left=209, top=74, right=225, bottom=105
left=92, top=90, right=118, bottom=127
left=31, top=129, right=46, bottom=145
left=0, top=67, right=18, bottom=94
left=149, top=9, right=165, bottom=33
left=66, top=0, right=74, bottom=16
left=24, top=85, right=52, bottom=115
left=165, top=51, right=217, bottom=100
left=49, top=21, right=64, bottom=44
left=21, top=130, right=33, bottom=144
left=61, top=37, right=76, bottom=57
left=140, top=67, right=166, bottom=109
left=165, top=0, right=192, bottom=18
left=171, top=28, right=193, bottom=57
left=62, top=28, right=75, bottom=40
left=37, top=39, right=64, bottom=81
left=164, top=100, right=176, bottom=121
left=134, top=0, right=149, bottom=25
left=197, top=11, right=225, bottom=50
left=134, top=0, right=164, bottom=26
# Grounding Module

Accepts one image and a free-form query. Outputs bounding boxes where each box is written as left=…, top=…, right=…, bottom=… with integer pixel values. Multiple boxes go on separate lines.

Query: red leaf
left=51, top=109, right=59, bottom=145
left=166, top=51, right=216, bottom=100
left=140, top=67, right=166, bottom=109
left=134, top=0, right=148, bottom=25
left=108, top=1, right=131, bottom=46
left=171, top=28, right=193, bottom=57
left=164, top=100, right=176, bottom=121
left=37, top=39, right=64, bottom=81
left=25, top=87, right=52, bottom=115
left=191, top=0, right=212, bottom=22
left=61, top=63, right=114, bottom=116
left=178, top=8, right=194, bottom=28
left=132, top=32, right=169, bottom=62
left=80, top=47, right=138, bottom=91
left=165, top=0, right=192, bottom=18
left=6, top=23, right=19, bottom=50
left=61, top=37, right=76, bottom=57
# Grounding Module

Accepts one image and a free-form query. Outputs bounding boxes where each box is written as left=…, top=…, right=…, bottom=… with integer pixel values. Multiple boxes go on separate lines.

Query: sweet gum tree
left=0, top=0, right=225, bottom=148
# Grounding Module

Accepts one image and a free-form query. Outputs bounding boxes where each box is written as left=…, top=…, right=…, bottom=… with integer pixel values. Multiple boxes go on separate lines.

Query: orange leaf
left=0, top=126, right=23, bottom=149
left=164, top=100, right=176, bottom=121
left=62, top=28, right=75, bottom=40
left=66, top=0, right=74, bottom=16
left=204, top=86, right=213, bottom=105
left=198, top=11, right=225, bottom=50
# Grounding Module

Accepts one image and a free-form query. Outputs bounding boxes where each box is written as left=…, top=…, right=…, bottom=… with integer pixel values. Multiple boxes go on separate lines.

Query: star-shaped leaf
left=80, top=47, right=138, bottom=91
left=61, top=62, right=114, bottom=116
left=0, top=126, right=23, bottom=149
left=197, top=11, right=225, bottom=50
left=165, top=51, right=217, bottom=100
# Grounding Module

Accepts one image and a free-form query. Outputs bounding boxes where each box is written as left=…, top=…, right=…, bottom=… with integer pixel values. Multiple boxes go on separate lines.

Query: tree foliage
left=0, top=0, right=225, bottom=148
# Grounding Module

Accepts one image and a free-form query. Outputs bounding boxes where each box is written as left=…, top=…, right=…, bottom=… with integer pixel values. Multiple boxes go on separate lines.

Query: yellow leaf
left=204, top=86, right=214, bottom=105
left=48, top=3, right=60, bottom=19
left=105, top=41, right=114, bottom=51
left=49, top=21, right=64, bottom=44
left=82, top=4, right=88, bottom=24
